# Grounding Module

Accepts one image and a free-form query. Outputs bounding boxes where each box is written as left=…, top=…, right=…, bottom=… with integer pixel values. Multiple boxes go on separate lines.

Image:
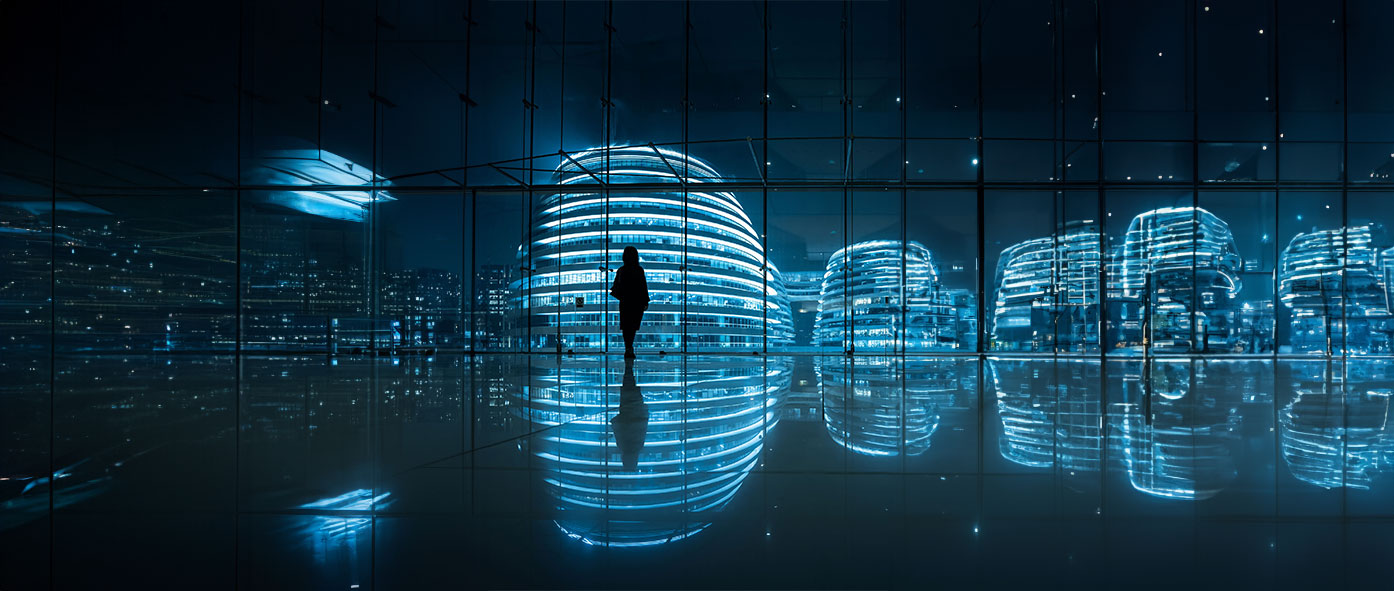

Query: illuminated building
left=379, top=268, right=463, bottom=347
left=1278, top=224, right=1394, bottom=354
left=516, top=356, right=789, bottom=547
left=820, top=357, right=966, bottom=457
left=473, top=264, right=517, bottom=349
left=1280, top=360, right=1394, bottom=490
left=515, top=146, right=794, bottom=351
left=991, top=222, right=1104, bottom=351
left=1114, top=207, right=1243, bottom=351
left=783, top=270, right=824, bottom=347
left=814, top=240, right=972, bottom=352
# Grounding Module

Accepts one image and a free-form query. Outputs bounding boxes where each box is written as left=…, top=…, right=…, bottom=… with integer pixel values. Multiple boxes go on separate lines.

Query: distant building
left=379, top=268, right=463, bottom=347
left=815, top=240, right=974, bottom=352
left=1113, top=207, right=1243, bottom=351
left=1279, top=224, right=1394, bottom=354
left=991, top=222, right=1104, bottom=352
left=473, top=264, right=516, bottom=349
left=783, top=271, right=824, bottom=347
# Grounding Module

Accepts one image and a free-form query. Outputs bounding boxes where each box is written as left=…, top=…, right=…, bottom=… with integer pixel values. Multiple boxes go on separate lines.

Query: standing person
left=610, top=246, right=650, bottom=358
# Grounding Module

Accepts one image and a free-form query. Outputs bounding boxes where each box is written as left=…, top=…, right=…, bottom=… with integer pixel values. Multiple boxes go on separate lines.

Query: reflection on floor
left=2, top=354, right=1393, bottom=588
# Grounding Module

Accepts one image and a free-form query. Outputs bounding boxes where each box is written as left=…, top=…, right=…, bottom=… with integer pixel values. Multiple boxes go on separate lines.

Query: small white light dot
left=1158, top=52, right=1164, bottom=57
left=1204, top=6, right=1210, bottom=11
left=1126, top=176, right=1132, bottom=180
left=1258, top=29, right=1264, bottom=34
left=972, top=158, right=979, bottom=166
left=1262, top=145, right=1268, bottom=150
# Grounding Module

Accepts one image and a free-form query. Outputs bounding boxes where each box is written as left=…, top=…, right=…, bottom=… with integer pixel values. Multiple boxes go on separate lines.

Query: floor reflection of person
left=611, top=358, right=649, bottom=471
left=610, top=245, right=650, bottom=358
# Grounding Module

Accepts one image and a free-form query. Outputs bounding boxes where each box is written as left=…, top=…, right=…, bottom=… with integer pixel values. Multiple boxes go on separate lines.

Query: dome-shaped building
left=814, top=240, right=971, bottom=352
left=515, top=146, right=793, bottom=351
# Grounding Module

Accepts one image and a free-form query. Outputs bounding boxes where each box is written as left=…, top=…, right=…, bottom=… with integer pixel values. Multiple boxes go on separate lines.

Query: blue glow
left=515, top=146, right=793, bottom=351
left=1279, top=224, right=1394, bottom=354
left=815, top=240, right=975, bottom=352
left=249, top=148, right=395, bottom=221
left=515, top=356, right=789, bottom=547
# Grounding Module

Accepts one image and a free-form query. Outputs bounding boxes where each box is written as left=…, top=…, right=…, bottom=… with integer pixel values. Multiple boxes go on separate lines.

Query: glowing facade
left=516, top=146, right=793, bottom=351
left=1114, top=207, right=1243, bottom=350
left=991, top=223, right=1104, bottom=351
left=1279, top=224, right=1394, bottom=353
left=814, top=240, right=972, bottom=352
left=517, top=356, right=789, bottom=547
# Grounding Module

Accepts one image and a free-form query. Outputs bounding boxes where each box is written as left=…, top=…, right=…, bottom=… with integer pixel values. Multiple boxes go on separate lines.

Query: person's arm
left=639, top=270, right=650, bottom=310
left=610, top=269, right=623, bottom=301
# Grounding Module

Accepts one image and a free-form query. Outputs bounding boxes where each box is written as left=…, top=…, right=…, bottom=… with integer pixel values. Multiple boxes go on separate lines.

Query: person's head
left=623, top=245, right=639, bottom=266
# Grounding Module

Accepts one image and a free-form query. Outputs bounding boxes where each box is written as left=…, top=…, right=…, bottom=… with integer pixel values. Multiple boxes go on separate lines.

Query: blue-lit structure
left=1280, top=360, right=1394, bottom=490
left=991, top=222, right=1104, bottom=352
left=814, top=240, right=973, bottom=352
left=248, top=148, right=395, bottom=222
left=1279, top=224, right=1394, bottom=354
left=516, top=356, right=789, bottom=547
left=516, top=146, right=794, bottom=351
left=820, top=358, right=968, bottom=457
left=1114, top=207, right=1244, bottom=351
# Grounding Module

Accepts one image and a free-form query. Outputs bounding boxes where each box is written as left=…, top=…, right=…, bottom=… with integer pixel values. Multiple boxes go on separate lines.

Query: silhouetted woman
left=610, top=246, right=649, bottom=358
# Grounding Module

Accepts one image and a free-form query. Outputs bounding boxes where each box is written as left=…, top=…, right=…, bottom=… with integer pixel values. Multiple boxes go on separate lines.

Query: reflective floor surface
left=3, top=353, right=1393, bottom=589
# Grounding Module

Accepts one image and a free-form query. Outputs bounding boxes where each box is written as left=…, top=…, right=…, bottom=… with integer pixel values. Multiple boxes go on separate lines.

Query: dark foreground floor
left=3, top=353, right=1392, bottom=589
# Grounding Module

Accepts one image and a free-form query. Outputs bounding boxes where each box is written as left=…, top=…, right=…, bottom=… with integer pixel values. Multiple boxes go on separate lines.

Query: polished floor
left=2, top=353, right=1392, bottom=589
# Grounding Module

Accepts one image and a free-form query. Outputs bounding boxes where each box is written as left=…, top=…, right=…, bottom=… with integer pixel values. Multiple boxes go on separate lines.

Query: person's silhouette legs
left=623, top=329, right=636, bottom=358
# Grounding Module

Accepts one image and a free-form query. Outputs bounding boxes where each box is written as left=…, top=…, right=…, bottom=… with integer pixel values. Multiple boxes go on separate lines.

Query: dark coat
left=610, top=263, right=649, bottom=332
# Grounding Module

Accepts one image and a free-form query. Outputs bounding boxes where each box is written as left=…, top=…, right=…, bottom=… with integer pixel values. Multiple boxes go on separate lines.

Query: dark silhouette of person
left=610, top=358, right=649, bottom=471
left=609, top=245, right=649, bottom=359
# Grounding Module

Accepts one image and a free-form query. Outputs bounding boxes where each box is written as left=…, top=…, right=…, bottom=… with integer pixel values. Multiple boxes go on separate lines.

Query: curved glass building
left=1115, top=207, right=1244, bottom=351
left=814, top=240, right=970, bottom=352
left=515, top=356, right=790, bottom=547
left=515, top=146, right=793, bottom=351
left=1279, top=224, right=1394, bottom=353
left=991, top=223, right=1104, bottom=352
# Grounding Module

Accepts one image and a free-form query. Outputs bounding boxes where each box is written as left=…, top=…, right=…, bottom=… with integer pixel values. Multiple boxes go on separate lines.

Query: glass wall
left=6, top=0, right=1394, bottom=357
